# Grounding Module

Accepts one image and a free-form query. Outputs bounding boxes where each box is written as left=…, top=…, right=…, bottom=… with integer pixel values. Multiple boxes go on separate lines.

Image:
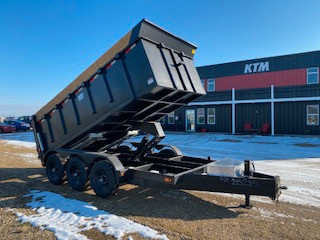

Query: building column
left=271, top=85, right=275, bottom=135
left=232, top=88, right=235, bottom=134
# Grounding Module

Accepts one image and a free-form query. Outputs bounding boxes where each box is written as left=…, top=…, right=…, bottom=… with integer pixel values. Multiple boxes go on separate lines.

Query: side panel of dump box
left=37, top=37, right=204, bottom=151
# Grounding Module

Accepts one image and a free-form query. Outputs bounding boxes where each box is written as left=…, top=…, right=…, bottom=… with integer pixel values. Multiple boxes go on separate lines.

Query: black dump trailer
left=32, top=19, right=283, bottom=207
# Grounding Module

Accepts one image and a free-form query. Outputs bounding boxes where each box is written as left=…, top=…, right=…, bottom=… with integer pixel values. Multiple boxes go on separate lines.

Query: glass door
left=185, top=109, right=195, bottom=131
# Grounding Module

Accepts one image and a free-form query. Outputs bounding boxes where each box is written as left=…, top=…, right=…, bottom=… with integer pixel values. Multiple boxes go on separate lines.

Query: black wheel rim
left=70, top=166, right=82, bottom=184
left=95, top=170, right=109, bottom=189
left=48, top=162, right=60, bottom=181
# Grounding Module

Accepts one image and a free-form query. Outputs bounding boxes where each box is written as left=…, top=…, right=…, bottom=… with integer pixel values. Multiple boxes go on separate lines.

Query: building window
left=197, top=108, right=205, bottom=124
left=307, top=105, right=319, bottom=125
left=307, top=67, right=319, bottom=84
left=201, top=79, right=207, bottom=91
left=207, top=108, right=216, bottom=124
left=168, top=112, right=175, bottom=124
left=160, top=116, right=165, bottom=124
left=207, top=79, right=215, bottom=92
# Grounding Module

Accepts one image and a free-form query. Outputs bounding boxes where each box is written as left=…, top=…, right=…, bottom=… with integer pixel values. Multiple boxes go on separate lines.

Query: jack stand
left=240, top=194, right=252, bottom=209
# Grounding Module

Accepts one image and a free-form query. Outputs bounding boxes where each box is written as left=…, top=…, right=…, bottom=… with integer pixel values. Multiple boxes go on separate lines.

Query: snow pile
left=16, top=190, right=168, bottom=240
left=0, top=140, right=36, bottom=149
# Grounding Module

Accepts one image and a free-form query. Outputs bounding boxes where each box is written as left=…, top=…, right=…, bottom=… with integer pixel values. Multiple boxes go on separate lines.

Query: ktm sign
left=244, top=62, right=269, bottom=73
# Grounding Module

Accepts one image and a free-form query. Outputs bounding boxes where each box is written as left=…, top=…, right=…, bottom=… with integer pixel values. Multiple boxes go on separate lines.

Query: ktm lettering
left=244, top=62, right=269, bottom=73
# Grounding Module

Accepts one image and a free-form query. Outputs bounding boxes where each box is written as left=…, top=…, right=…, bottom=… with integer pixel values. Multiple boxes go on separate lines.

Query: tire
left=159, top=148, right=179, bottom=157
left=90, top=160, right=117, bottom=198
left=66, top=157, right=88, bottom=191
left=0, top=129, right=3, bottom=134
left=46, top=154, right=65, bottom=185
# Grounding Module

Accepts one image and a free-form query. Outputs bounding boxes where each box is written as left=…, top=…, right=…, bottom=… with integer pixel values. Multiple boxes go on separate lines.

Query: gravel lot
left=0, top=133, right=320, bottom=239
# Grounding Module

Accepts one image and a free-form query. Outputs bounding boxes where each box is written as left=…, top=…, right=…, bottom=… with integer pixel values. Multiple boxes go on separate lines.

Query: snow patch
left=5, top=208, right=16, bottom=212
left=255, top=159, right=320, bottom=208
left=15, top=190, right=168, bottom=240
left=1, top=140, right=36, bottom=149
left=17, top=153, right=38, bottom=158
left=131, top=133, right=320, bottom=161
left=254, top=207, right=294, bottom=219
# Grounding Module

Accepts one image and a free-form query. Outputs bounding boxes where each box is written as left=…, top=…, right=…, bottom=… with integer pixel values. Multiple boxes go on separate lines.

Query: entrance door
left=185, top=109, right=195, bottom=131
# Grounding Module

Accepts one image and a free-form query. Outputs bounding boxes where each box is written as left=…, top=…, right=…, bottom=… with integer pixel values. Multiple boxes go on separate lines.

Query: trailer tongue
left=32, top=19, right=283, bottom=207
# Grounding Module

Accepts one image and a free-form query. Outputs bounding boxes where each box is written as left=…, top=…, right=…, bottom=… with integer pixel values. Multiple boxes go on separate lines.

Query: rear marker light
left=124, top=43, right=136, bottom=54
left=62, top=99, right=69, bottom=106
left=89, top=74, right=99, bottom=83
left=75, top=87, right=83, bottom=95
left=106, top=60, right=116, bottom=69
left=163, top=177, right=173, bottom=183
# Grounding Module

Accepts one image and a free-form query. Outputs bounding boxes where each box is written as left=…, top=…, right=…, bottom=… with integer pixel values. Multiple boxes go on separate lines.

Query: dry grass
left=0, top=141, right=320, bottom=240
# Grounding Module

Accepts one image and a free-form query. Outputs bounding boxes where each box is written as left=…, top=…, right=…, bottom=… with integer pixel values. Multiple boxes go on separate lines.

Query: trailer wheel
left=159, top=148, right=181, bottom=157
left=90, top=160, right=117, bottom=198
left=66, top=157, right=88, bottom=191
left=46, top=154, right=65, bottom=185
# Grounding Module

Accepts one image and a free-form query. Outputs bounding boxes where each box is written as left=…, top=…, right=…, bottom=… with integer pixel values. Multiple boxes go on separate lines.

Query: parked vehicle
left=4, top=120, right=30, bottom=131
left=0, top=122, right=16, bottom=133
left=32, top=19, right=284, bottom=207
left=18, top=116, right=32, bottom=124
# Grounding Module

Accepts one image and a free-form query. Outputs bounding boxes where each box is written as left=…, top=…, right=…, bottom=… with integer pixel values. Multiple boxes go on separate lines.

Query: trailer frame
left=36, top=121, right=282, bottom=207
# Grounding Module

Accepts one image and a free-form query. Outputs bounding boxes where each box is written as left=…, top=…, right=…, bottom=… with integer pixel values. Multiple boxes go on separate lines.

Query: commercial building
left=161, top=50, right=320, bottom=135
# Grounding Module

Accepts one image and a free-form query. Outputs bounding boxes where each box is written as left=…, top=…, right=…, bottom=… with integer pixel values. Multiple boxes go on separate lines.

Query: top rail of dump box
left=35, top=19, right=201, bottom=120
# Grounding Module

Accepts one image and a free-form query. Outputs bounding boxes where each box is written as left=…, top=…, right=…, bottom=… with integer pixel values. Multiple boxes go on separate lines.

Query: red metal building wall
left=205, top=68, right=307, bottom=91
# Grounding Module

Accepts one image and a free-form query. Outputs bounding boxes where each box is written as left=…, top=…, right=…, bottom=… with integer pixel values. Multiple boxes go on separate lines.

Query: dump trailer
left=32, top=19, right=283, bottom=207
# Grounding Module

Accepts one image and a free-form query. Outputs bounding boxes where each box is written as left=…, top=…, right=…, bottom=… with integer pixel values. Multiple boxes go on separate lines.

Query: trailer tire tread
left=66, top=157, right=89, bottom=191
left=90, top=160, right=117, bottom=198
left=46, top=153, right=65, bottom=185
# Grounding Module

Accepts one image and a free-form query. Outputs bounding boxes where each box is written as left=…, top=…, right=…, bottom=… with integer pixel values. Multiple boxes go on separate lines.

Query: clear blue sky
left=1, top=0, right=320, bottom=116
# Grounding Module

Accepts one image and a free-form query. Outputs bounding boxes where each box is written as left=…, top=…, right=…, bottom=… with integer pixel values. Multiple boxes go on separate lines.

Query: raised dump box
left=32, top=19, right=284, bottom=207
left=34, top=19, right=205, bottom=153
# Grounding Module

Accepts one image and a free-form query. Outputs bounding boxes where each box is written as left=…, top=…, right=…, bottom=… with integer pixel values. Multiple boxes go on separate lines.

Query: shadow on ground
left=0, top=167, right=243, bottom=220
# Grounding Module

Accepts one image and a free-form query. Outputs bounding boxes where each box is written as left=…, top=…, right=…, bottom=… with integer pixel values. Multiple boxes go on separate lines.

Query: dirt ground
left=0, top=141, right=319, bottom=240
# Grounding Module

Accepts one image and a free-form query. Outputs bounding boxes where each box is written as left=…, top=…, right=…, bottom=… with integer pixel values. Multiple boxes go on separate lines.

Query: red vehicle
left=0, top=122, right=16, bottom=133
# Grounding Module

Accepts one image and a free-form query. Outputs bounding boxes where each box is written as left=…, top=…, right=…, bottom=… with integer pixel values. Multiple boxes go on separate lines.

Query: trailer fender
left=43, top=150, right=60, bottom=166
left=44, top=148, right=124, bottom=171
